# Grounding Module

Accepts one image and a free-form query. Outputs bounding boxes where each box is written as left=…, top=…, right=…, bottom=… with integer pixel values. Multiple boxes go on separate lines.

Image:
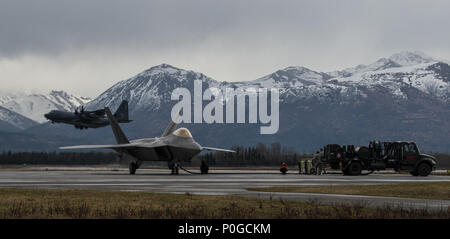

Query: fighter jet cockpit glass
left=172, top=128, right=193, bottom=138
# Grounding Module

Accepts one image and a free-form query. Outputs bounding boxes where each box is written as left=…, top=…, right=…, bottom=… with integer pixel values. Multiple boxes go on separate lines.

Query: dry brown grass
left=0, top=188, right=448, bottom=219
left=249, top=182, right=450, bottom=200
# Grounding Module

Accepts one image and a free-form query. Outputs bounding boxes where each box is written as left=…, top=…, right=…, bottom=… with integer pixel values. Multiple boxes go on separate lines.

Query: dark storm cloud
left=2, top=0, right=446, bottom=57
left=2, top=0, right=450, bottom=58
left=1, top=0, right=299, bottom=57
left=0, top=0, right=449, bottom=96
left=0, top=0, right=228, bottom=56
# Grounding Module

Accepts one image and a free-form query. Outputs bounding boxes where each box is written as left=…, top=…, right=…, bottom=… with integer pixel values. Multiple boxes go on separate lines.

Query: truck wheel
left=341, top=166, right=349, bottom=175
left=347, top=162, right=362, bottom=176
left=417, top=163, right=431, bottom=176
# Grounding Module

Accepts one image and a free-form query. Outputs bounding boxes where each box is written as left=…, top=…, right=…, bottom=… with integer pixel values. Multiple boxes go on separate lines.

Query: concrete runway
left=0, top=168, right=449, bottom=211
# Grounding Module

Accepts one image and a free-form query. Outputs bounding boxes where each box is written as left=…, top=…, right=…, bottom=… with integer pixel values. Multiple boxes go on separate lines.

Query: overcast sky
left=0, top=0, right=449, bottom=97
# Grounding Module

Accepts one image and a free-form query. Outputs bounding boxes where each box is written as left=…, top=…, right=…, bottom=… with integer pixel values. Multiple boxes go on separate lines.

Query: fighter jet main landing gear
left=128, top=161, right=141, bottom=175
left=129, top=163, right=137, bottom=175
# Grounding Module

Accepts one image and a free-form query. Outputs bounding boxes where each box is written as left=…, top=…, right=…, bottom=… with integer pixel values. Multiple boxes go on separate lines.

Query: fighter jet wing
left=202, top=146, right=236, bottom=153
left=59, top=144, right=137, bottom=150
left=59, top=141, right=167, bottom=150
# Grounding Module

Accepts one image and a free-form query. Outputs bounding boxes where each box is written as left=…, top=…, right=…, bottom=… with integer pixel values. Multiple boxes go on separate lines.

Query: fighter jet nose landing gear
left=172, top=164, right=180, bottom=175
left=168, top=162, right=180, bottom=175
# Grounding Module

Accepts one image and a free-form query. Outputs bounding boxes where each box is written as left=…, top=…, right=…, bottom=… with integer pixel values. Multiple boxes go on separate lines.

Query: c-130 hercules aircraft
left=44, top=100, right=131, bottom=129
left=60, top=108, right=235, bottom=174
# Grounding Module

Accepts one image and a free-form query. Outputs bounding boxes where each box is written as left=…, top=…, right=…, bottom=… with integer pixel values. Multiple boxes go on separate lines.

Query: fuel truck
left=313, top=141, right=437, bottom=176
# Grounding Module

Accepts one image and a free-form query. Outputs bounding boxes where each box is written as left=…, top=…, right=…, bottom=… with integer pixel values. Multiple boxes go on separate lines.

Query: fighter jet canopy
left=172, top=128, right=193, bottom=138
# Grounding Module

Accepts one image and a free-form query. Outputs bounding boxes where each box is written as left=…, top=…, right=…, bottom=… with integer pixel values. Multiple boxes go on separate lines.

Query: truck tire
left=416, top=163, right=431, bottom=176
left=347, top=162, right=362, bottom=176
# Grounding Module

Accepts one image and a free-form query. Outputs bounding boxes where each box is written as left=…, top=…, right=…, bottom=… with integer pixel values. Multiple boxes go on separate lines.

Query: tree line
left=195, top=142, right=311, bottom=167
left=0, top=151, right=117, bottom=165
left=0, top=143, right=311, bottom=166
left=1, top=146, right=448, bottom=168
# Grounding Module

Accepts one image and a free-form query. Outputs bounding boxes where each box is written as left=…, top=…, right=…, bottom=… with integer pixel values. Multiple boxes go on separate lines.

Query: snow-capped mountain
left=221, top=51, right=449, bottom=104
left=0, top=106, right=38, bottom=131
left=5, top=51, right=450, bottom=152
left=86, top=64, right=223, bottom=113
left=0, top=90, right=91, bottom=123
left=82, top=51, right=450, bottom=152
left=327, top=52, right=449, bottom=102
left=240, top=66, right=332, bottom=88
left=389, top=51, right=437, bottom=66
left=87, top=51, right=449, bottom=115
left=329, top=51, right=439, bottom=77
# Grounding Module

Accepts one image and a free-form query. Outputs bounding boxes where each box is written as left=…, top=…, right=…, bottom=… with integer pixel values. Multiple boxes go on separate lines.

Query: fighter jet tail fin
left=161, top=108, right=182, bottom=137
left=105, top=107, right=130, bottom=144
left=113, top=100, right=131, bottom=122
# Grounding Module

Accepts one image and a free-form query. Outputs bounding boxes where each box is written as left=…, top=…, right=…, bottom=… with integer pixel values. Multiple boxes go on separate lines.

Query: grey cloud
left=0, top=0, right=450, bottom=96
left=1, top=0, right=447, bottom=58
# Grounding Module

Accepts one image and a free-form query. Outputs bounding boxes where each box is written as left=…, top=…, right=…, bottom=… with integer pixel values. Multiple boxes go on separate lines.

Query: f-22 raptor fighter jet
left=60, top=107, right=235, bottom=174
left=44, top=100, right=131, bottom=129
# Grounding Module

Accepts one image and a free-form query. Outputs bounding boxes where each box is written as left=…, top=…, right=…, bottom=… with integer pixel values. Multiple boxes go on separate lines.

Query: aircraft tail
left=161, top=108, right=182, bottom=137
left=113, top=100, right=131, bottom=122
left=105, top=107, right=130, bottom=144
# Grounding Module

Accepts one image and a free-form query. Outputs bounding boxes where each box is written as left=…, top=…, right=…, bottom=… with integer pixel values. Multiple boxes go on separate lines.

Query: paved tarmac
left=0, top=168, right=449, bottom=211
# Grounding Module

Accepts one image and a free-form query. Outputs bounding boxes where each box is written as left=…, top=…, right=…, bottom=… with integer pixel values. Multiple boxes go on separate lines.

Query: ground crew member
left=280, top=162, right=288, bottom=174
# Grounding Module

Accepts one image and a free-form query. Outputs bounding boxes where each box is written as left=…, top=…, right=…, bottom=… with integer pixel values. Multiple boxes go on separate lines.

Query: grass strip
left=248, top=182, right=450, bottom=200
left=0, top=188, right=448, bottom=218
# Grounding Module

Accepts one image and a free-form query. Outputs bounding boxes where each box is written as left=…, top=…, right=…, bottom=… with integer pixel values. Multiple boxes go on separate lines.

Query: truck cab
left=384, top=142, right=436, bottom=176
left=338, top=141, right=436, bottom=176
left=323, top=144, right=343, bottom=169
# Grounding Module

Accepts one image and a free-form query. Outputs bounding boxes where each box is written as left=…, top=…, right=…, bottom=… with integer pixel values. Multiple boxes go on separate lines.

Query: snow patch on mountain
left=0, top=106, right=38, bottom=130
left=331, top=61, right=449, bottom=101
left=87, top=64, right=223, bottom=112
left=0, top=91, right=91, bottom=123
left=329, top=51, right=438, bottom=78
left=389, top=51, right=436, bottom=66
left=250, top=66, right=330, bottom=88
left=86, top=51, right=449, bottom=118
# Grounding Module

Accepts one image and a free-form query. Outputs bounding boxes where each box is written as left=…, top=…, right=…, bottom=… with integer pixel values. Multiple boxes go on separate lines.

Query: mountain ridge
left=0, top=106, right=38, bottom=131
left=0, top=90, right=91, bottom=123
left=1, top=51, right=449, bottom=152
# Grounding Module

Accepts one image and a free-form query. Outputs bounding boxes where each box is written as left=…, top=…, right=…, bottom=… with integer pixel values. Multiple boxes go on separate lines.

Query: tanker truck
left=315, top=141, right=436, bottom=176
